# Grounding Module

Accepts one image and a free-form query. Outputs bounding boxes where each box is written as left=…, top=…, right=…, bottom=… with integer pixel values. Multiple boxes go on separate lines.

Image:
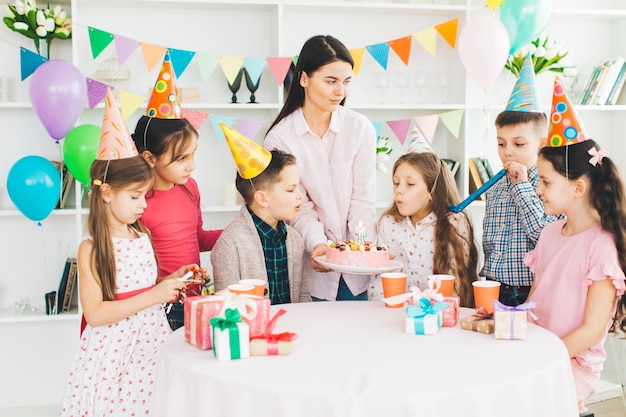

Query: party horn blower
left=449, top=168, right=506, bottom=213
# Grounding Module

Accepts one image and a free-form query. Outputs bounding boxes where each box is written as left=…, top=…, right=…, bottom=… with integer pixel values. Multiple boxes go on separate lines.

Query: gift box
left=210, top=309, right=250, bottom=361
left=441, top=296, right=459, bottom=327
left=405, top=298, right=447, bottom=335
left=459, top=314, right=495, bottom=334
left=250, top=309, right=297, bottom=356
left=184, top=293, right=270, bottom=349
left=492, top=301, right=536, bottom=340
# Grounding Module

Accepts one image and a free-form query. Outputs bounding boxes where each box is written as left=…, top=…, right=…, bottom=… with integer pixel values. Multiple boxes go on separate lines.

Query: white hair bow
left=588, top=147, right=608, bottom=167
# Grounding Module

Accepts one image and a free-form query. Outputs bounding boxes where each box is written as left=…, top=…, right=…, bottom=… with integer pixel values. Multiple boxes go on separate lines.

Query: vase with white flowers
left=376, top=136, right=393, bottom=174
left=505, top=36, right=576, bottom=79
left=3, top=0, right=71, bottom=59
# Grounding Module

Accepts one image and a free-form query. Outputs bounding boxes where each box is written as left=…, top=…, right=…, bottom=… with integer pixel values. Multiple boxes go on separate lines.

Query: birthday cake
left=325, top=240, right=390, bottom=268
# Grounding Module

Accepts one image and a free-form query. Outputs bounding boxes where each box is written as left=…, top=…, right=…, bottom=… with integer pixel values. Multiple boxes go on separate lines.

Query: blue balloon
left=7, top=156, right=61, bottom=222
left=500, top=0, right=552, bottom=54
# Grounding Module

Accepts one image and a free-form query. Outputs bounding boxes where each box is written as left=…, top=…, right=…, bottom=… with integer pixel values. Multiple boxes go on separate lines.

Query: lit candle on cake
left=355, top=220, right=367, bottom=244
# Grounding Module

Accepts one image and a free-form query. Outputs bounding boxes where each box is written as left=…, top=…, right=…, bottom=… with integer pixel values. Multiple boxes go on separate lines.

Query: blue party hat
left=505, top=53, right=541, bottom=112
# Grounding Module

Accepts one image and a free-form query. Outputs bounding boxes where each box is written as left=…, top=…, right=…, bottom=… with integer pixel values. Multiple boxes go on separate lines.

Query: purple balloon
left=29, top=60, right=87, bottom=141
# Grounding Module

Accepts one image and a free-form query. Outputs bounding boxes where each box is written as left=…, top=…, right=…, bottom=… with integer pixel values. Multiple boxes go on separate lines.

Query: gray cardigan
left=211, top=206, right=310, bottom=303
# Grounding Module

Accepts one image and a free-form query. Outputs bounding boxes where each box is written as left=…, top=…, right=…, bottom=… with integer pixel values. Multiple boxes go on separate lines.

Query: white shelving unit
left=0, top=0, right=624, bottom=413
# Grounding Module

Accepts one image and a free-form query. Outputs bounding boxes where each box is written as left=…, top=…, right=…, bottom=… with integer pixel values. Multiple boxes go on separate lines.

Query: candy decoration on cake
left=548, top=76, right=588, bottom=147
left=220, top=122, right=272, bottom=179
left=505, top=53, right=541, bottom=113
left=97, top=87, right=138, bottom=160
left=145, top=51, right=182, bottom=119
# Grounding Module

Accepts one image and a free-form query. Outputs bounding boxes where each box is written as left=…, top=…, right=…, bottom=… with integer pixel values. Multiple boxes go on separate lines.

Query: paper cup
left=429, top=274, right=455, bottom=297
left=228, top=283, right=256, bottom=295
left=472, top=281, right=501, bottom=313
left=381, top=272, right=407, bottom=308
left=239, top=279, right=266, bottom=297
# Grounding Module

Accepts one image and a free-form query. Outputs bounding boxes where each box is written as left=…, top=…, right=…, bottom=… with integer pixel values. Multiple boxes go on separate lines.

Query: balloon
left=63, top=124, right=100, bottom=185
left=500, top=0, right=552, bottom=54
left=7, top=156, right=61, bottom=222
left=457, top=15, right=510, bottom=92
left=28, top=60, right=87, bottom=141
left=486, top=0, right=503, bottom=9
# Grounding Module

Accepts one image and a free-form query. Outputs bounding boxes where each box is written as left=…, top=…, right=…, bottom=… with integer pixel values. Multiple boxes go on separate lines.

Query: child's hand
left=311, top=243, right=332, bottom=272
left=505, top=161, right=528, bottom=183
left=154, top=278, right=187, bottom=304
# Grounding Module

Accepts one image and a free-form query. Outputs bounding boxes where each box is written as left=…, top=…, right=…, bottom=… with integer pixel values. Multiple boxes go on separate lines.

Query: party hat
left=505, top=53, right=541, bottom=112
left=145, top=51, right=182, bottom=119
left=220, top=122, right=272, bottom=179
left=548, top=77, right=589, bottom=147
left=97, top=88, right=138, bottom=160
left=406, top=127, right=433, bottom=154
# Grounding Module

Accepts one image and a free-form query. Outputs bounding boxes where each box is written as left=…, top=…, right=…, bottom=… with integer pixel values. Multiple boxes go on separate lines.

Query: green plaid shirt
left=248, top=207, right=291, bottom=304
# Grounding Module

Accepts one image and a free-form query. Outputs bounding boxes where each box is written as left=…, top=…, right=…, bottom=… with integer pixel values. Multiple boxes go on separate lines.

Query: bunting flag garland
left=20, top=47, right=46, bottom=80
left=118, top=90, right=146, bottom=120
left=236, top=118, right=265, bottom=140
left=374, top=110, right=465, bottom=146
left=88, top=26, right=115, bottom=59
left=435, top=18, right=458, bottom=48
left=86, top=78, right=111, bottom=109
left=140, top=42, right=167, bottom=72
left=388, top=36, right=412, bottom=66
left=266, top=57, right=293, bottom=86
left=438, top=109, right=464, bottom=139
left=114, top=35, right=139, bottom=66
left=386, top=119, right=412, bottom=145
left=372, top=121, right=384, bottom=138
left=169, top=47, right=196, bottom=79
left=243, top=56, right=267, bottom=86
left=182, top=108, right=209, bottom=131
left=366, top=42, right=391, bottom=70
left=414, top=27, right=438, bottom=57
left=209, top=114, right=236, bottom=142
left=414, top=114, right=439, bottom=143
left=218, top=55, right=245, bottom=85
left=196, top=52, right=219, bottom=81
left=349, top=47, right=366, bottom=76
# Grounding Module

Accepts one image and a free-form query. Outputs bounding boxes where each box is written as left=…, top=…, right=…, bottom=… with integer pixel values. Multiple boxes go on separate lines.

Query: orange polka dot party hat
left=548, top=76, right=589, bottom=147
left=145, top=51, right=182, bottom=119
left=220, top=122, right=272, bottom=179
left=97, top=87, right=138, bottom=160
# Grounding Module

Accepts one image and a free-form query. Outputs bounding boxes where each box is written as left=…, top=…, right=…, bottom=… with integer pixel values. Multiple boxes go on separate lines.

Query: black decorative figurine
left=227, top=68, right=244, bottom=103
left=244, top=68, right=261, bottom=104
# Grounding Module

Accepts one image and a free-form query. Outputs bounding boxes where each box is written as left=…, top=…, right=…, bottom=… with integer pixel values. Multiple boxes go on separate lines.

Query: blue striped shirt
left=480, top=166, right=558, bottom=287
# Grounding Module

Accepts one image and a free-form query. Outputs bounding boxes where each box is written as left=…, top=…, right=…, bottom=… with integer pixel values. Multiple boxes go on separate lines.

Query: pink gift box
left=184, top=294, right=270, bottom=349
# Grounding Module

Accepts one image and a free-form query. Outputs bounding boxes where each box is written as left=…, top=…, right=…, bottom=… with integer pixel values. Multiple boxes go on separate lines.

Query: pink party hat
left=145, top=51, right=182, bottom=119
left=97, top=88, right=139, bottom=160
left=548, top=77, right=589, bottom=147
left=505, top=53, right=541, bottom=112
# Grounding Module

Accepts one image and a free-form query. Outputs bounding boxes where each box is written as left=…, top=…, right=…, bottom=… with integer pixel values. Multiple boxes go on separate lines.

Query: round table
left=153, top=301, right=578, bottom=417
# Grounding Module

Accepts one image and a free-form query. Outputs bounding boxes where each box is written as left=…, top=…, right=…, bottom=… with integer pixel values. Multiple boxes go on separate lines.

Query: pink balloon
left=28, top=60, right=87, bottom=141
left=458, top=15, right=510, bottom=92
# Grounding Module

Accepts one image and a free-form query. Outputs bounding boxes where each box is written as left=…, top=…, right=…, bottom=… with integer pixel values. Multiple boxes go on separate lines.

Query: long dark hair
left=266, top=35, right=354, bottom=134
left=539, top=139, right=626, bottom=334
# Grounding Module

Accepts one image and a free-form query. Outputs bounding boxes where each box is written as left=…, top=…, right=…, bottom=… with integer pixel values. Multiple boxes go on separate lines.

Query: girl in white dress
left=371, top=152, right=479, bottom=307
left=60, top=155, right=201, bottom=416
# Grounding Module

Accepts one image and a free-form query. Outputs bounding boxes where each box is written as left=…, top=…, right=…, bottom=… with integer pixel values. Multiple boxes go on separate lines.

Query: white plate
left=314, top=256, right=402, bottom=275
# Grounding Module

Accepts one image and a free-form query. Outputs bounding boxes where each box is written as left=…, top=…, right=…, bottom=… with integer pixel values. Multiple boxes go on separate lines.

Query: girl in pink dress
left=526, top=138, right=626, bottom=414
left=61, top=155, right=202, bottom=416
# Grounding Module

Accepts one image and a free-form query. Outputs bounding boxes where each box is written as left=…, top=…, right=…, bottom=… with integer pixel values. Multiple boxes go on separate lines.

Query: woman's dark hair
left=266, top=35, right=353, bottom=134
left=539, top=139, right=626, bottom=334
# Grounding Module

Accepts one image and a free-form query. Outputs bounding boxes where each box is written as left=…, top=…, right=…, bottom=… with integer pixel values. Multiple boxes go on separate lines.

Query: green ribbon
left=210, top=308, right=242, bottom=359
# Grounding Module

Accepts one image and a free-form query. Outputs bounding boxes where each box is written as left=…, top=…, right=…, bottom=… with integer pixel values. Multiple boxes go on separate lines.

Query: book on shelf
left=480, top=158, right=495, bottom=179
left=578, top=57, right=626, bottom=105
left=468, top=158, right=485, bottom=201
left=593, top=57, right=625, bottom=105
left=52, top=161, right=75, bottom=209
left=55, top=257, right=78, bottom=314
left=579, top=65, right=602, bottom=105
left=606, top=61, right=626, bottom=105
left=569, top=67, right=595, bottom=105
left=470, top=157, right=491, bottom=185
left=585, top=63, right=610, bottom=105
left=441, top=158, right=460, bottom=178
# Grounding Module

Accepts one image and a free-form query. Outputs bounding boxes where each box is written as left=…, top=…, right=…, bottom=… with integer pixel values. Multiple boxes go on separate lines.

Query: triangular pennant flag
left=266, top=57, right=293, bottom=85
left=371, top=121, right=384, bottom=138
left=86, top=78, right=111, bottom=109
left=292, top=55, right=299, bottom=66
left=218, top=55, right=245, bottom=85
left=182, top=108, right=209, bottom=131
left=386, top=119, right=412, bottom=145
left=349, top=48, right=366, bottom=76
left=20, top=47, right=46, bottom=80
left=439, top=109, right=464, bottom=139
left=118, top=90, right=146, bottom=120
left=435, top=18, right=459, bottom=48
left=388, top=36, right=412, bottom=66
left=169, top=47, right=196, bottom=79
left=209, top=114, right=236, bottom=142
left=114, top=35, right=139, bottom=66
left=243, top=56, right=266, bottom=87
left=88, top=26, right=114, bottom=59
left=414, top=27, right=437, bottom=56
left=413, top=114, right=439, bottom=143
left=196, top=52, right=219, bottom=81
left=140, top=42, right=167, bottom=72
left=365, top=42, right=390, bottom=70
left=236, top=118, right=264, bottom=140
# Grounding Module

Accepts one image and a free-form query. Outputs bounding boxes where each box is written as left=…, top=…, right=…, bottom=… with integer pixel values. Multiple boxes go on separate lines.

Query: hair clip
left=588, top=147, right=608, bottom=167
left=93, top=179, right=102, bottom=186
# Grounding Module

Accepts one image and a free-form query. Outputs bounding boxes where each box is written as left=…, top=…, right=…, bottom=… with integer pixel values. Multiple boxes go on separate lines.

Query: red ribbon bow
left=254, top=309, right=298, bottom=355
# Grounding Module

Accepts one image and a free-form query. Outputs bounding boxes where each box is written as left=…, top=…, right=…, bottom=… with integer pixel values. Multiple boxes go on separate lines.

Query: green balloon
left=63, top=124, right=100, bottom=185
left=500, top=0, right=552, bottom=54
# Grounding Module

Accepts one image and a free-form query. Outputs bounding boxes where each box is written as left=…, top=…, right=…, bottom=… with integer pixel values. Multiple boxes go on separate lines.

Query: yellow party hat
left=145, top=51, right=182, bottom=119
left=220, top=122, right=272, bottom=179
left=97, top=88, right=138, bottom=160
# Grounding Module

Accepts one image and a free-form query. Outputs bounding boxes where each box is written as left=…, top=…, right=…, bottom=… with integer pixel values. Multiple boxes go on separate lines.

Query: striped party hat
left=97, top=87, right=138, bottom=160
left=505, top=53, right=541, bottom=112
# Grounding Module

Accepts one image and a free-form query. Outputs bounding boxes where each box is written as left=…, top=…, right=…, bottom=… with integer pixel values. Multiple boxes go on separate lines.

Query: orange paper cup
left=381, top=272, right=407, bottom=308
left=429, top=274, right=455, bottom=297
left=472, top=281, right=501, bottom=313
left=228, top=283, right=256, bottom=295
left=239, top=279, right=266, bottom=297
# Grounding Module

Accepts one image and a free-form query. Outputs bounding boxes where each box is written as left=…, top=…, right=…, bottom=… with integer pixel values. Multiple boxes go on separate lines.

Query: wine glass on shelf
left=227, top=68, right=244, bottom=103
left=244, top=68, right=261, bottom=104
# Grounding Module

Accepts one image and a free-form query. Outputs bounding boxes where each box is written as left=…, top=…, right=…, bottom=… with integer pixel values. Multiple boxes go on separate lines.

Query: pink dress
left=525, top=219, right=625, bottom=374
left=60, top=233, right=171, bottom=417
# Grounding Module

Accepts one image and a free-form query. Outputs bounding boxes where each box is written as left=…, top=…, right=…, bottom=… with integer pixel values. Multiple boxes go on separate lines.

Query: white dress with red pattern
left=61, top=232, right=171, bottom=417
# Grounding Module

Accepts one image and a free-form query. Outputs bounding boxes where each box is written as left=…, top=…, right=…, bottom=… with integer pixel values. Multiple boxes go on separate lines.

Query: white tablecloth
left=153, top=301, right=578, bottom=417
